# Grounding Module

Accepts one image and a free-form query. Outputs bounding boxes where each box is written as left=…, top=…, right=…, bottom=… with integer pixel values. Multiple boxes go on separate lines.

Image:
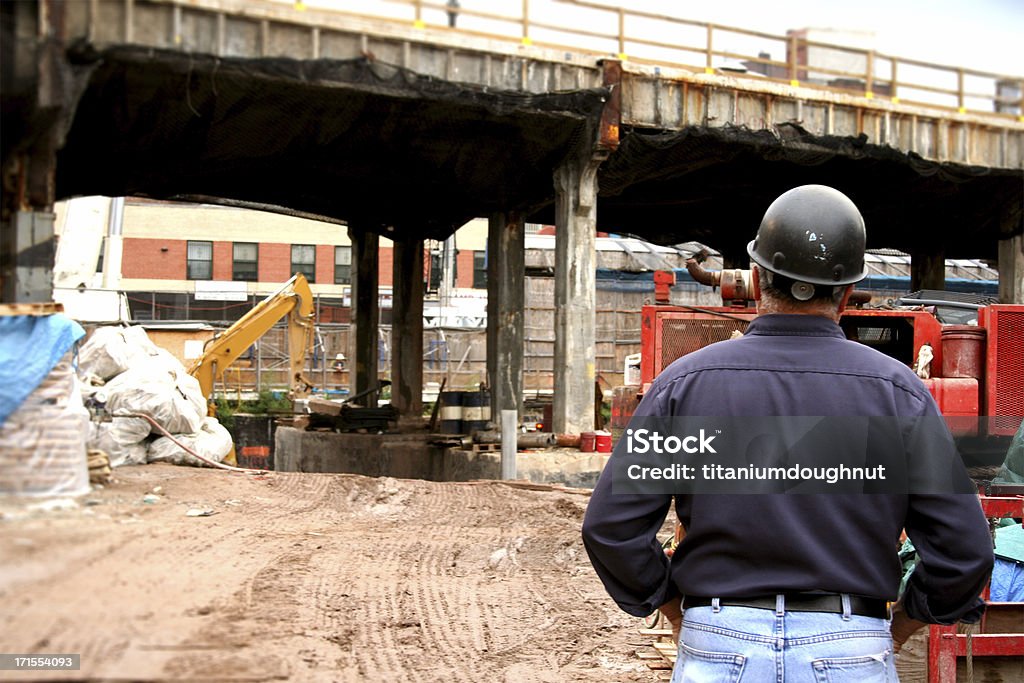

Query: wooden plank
left=638, top=628, right=673, bottom=636
left=307, top=397, right=342, bottom=416
left=0, top=302, right=64, bottom=317
left=636, top=651, right=663, bottom=660
left=895, top=629, right=928, bottom=683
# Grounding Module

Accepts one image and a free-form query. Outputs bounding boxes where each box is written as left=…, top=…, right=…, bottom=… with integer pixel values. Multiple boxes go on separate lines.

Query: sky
left=648, top=0, right=1024, bottom=76
left=284, top=0, right=1024, bottom=77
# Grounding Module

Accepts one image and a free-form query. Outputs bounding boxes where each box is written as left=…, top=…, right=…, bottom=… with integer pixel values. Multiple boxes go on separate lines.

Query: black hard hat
left=747, top=185, right=867, bottom=294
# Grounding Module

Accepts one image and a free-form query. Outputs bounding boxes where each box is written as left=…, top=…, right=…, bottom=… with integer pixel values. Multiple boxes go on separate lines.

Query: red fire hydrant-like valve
left=719, top=269, right=754, bottom=305
left=654, top=270, right=676, bottom=304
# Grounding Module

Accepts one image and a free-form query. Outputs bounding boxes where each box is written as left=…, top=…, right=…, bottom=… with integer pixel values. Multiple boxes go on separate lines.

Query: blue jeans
left=672, top=596, right=897, bottom=683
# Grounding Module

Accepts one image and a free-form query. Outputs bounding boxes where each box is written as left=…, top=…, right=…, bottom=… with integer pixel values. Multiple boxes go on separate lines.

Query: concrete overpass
left=2, top=0, right=1023, bottom=433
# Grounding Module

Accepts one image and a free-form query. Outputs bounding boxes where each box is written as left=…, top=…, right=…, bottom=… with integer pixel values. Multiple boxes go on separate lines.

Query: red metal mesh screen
left=992, top=309, right=1024, bottom=435
left=658, top=317, right=750, bottom=374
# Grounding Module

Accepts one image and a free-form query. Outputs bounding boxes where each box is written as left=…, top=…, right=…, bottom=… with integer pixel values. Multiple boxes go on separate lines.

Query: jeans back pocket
left=811, top=651, right=891, bottom=683
left=673, top=642, right=747, bottom=683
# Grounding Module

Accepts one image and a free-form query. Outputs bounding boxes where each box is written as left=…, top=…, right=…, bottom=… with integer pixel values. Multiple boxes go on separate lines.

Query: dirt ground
left=0, top=465, right=658, bottom=682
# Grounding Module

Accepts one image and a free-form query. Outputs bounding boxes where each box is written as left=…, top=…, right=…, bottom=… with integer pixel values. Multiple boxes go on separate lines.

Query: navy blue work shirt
left=582, top=313, right=993, bottom=623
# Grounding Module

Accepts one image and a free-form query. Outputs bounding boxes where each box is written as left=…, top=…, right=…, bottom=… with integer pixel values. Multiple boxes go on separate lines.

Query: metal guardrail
left=336, top=0, right=1024, bottom=118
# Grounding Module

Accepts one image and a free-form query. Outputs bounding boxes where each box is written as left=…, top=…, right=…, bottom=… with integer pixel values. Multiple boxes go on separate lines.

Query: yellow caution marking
left=521, top=36, right=533, bottom=46
left=617, top=52, right=628, bottom=61
left=865, top=91, right=874, bottom=99
left=413, top=19, right=425, bottom=29
left=790, top=79, right=800, bottom=87
left=891, top=97, right=900, bottom=104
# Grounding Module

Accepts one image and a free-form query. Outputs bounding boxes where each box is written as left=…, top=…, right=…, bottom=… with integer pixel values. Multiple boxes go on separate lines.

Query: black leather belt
left=683, top=594, right=889, bottom=619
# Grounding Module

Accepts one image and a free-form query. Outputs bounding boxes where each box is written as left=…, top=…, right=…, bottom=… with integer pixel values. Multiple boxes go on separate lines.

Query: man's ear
left=836, top=285, right=855, bottom=314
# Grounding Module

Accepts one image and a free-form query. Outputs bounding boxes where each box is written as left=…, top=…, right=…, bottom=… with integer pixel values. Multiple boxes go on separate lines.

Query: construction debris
left=87, top=449, right=113, bottom=485
left=0, top=354, right=90, bottom=498
left=79, top=325, right=231, bottom=468
left=306, top=404, right=398, bottom=433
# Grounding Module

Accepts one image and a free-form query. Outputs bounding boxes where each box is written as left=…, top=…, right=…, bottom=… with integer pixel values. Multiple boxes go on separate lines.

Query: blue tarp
left=592, top=268, right=999, bottom=297
left=991, top=558, right=1024, bottom=602
left=0, top=314, right=86, bottom=425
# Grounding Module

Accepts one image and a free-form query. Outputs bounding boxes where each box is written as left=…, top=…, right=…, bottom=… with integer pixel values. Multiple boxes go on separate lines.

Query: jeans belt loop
left=841, top=594, right=852, bottom=621
left=775, top=594, right=785, bottom=617
left=712, top=597, right=721, bottom=613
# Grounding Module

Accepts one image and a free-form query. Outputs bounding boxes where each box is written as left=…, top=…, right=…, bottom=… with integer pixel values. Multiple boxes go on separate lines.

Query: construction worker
left=582, top=185, right=993, bottom=681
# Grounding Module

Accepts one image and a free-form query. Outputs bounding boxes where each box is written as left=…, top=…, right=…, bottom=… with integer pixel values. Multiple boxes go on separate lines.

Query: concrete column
left=391, top=238, right=424, bottom=417
left=486, top=212, right=525, bottom=416
left=998, top=233, right=1024, bottom=304
left=552, top=155, right=602, bottom=434
left=101, top=197, right=125, bottom=290
left=348, top=226, right=379, bottom=404
left=910, top=245, right=946, bottom=292
left=437, top=234, right=456, bottom=326
left=1, top=211, right=56, bottom=303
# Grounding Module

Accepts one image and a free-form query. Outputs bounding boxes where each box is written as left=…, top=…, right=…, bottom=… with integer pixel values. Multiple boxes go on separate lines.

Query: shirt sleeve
left=901, top=392, right=994, bottom=624
left=581, top=382, right=677, bottom=617
left=902, top=492, right=992, bottom=623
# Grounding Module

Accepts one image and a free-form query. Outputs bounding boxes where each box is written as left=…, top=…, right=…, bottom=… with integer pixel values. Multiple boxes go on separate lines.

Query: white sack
left=148, top=417, right=233, bottom=467
left=103, top=353, right=207, bottom=435
left=88, top=417, right=150, bottom=468
left=0, top=360, right=90, bottom=497
left=78, top=325, right=161, bottom=380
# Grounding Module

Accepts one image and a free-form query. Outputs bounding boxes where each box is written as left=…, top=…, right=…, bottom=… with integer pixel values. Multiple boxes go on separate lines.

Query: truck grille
left=659, top=318, right=750, bottom=374
left=991, top=307, right=1024, bottom=435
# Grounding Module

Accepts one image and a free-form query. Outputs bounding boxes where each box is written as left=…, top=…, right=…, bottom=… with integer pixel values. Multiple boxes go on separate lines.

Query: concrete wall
left=276, top=429, right=442, bottom=479
left=275, top=427, right=608, bottom=487
left=142, top=327, right=216, bottom=366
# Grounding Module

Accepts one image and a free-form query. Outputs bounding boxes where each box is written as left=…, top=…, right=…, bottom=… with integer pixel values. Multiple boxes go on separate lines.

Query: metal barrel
left=439, top=390, right=464, bottom=434
left=462, top=390, right=491, bottom=434
left=941, top=325, right=986, bottom=379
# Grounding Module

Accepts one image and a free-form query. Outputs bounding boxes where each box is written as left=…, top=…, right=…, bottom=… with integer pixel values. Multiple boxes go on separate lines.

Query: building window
left=233, top=242, right=258, bottom=282
left=429, top=247, right=457, bottom=292
left=187, top=240, right=213, bottom=280
left=291, top=244, right=316, bottom=281
left=334, top=246, right=352, bottom=285
left=472, top=250, right=487, bottom=289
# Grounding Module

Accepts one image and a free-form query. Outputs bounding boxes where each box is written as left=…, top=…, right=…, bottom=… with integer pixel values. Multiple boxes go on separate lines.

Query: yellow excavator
left=188, top=273, right=317, bottom=417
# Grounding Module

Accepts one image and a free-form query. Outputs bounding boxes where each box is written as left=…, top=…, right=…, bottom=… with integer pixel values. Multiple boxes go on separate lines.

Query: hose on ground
left=115, top=412, right=269, bottom=475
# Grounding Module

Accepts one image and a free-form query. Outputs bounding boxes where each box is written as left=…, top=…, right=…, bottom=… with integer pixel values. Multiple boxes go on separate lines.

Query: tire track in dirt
left=1, top=469, right=654, bottom=682
left=407, top=482, right=488, bottom=682
left=284, top=474, right=429, bottom=682
left=405, top=481, right=569, bottom=678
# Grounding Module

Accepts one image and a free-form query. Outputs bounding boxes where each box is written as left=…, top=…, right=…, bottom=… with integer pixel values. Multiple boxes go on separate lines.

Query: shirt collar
left=744, top=313, right=847, bottom=339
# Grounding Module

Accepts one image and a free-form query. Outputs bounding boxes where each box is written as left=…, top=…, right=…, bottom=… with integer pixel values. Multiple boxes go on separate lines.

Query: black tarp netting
left=56, top=46, right=608, bottom=238
left=532, top=124, right=1023, bottom=261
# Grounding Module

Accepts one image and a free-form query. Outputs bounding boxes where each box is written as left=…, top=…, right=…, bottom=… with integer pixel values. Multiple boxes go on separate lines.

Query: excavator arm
left=188, top=273, right=316, bottom=409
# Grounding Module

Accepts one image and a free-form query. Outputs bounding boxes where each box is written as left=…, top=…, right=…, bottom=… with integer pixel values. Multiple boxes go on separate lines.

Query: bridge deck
left=42, top=0, right=1021, bottom=261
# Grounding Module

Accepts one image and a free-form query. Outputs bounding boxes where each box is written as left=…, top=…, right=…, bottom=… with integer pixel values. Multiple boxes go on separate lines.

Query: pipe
left=119, top=412, right=269, bottom=474
left=848, top=290, right=873, bottom=306
left=473, top=431, right=558, bottom=448
left=897, top=298, right=985, bottom=310
left=685, top=256, right=721, bottom=287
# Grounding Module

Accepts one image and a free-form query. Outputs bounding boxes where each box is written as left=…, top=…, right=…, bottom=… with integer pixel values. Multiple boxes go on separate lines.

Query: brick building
left=55, top=198, right=489, bottom=324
